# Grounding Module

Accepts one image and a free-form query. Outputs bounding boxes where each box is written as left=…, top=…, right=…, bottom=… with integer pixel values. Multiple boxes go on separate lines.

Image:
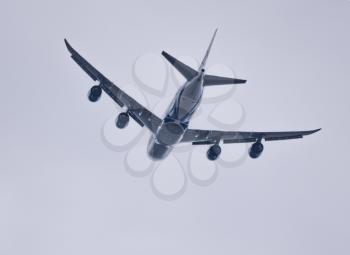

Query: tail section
left=162, top=29, right=246, bottom=85
left=199, top=28, right=218, bottom=71
left=203, top=74, right=246, bottom=86
left=161, top=51, right=197, bottom=81
left=161, top=29, right=218, bottom=81
left=200, top=29, right=246, bottom=85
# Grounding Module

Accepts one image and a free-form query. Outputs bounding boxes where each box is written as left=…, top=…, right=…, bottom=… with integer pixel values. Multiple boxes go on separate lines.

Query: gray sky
left=1, top=0, right=349, bottom=254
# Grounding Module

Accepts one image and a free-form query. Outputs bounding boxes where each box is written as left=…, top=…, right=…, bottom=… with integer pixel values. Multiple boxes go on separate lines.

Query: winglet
left=63, top=38, right=101, bottom=81
left=64, top=38, right=73, bottom=53
left=199, top=28, right=218, bottom=71
left=307, top=128, right=322, bottom=135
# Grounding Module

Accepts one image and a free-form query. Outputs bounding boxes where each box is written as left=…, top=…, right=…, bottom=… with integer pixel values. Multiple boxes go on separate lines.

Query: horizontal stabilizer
left=162, top=51, right=197, bottom=80
left=203, top=74, right=246, bottom=86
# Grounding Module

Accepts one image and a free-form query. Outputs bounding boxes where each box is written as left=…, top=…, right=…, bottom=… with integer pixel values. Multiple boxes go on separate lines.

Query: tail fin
left=199, top=28, right=218, bottom=71
left=161, top=51, right=197, bottom=80
left=200, top=29, right=247, bottom=86
left=162, top=29, right=247, bottom=85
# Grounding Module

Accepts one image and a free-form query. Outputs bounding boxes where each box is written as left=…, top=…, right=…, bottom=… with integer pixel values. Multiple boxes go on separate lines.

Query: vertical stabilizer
left=199, top=28, right=218, bottom=71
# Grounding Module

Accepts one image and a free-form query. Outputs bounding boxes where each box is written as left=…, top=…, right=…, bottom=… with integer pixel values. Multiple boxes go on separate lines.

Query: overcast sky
left=1, top=0, right=350, bottom=254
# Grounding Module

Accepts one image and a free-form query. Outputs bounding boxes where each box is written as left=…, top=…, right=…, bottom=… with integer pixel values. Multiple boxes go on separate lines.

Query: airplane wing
left=64, top=39, right=162, bottom=133
left=181, top=128, right=321, bottom=144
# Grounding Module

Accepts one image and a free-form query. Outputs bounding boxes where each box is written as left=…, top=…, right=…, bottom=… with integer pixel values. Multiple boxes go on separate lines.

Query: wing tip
left=161, top=51, right=176, bottom=64
left=307, top=128, right=322, bottom=135
left=64, top=38, right=74, bottom=53
left=64, top=38, right=69, bottom=47
left=161, top=50, right=168, bottom=58
left=237, top=79, right=247, bottom=84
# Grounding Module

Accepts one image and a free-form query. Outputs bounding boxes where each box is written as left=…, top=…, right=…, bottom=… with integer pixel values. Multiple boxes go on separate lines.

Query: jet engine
left=116, top=112, right=129, bottom=129
left=207, top=144, right=221, bottom=161
left=88, top=85, right=102, bottom=102
left=249, top=141, right=264, bottom=159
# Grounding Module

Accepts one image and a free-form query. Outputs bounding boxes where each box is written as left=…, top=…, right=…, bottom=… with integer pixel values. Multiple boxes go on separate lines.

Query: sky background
left=1, top=0, right=350, bottom=254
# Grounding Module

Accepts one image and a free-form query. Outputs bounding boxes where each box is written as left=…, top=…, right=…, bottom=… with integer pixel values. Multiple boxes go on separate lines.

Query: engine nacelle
left=249, top=141, right=264, bottom=159
left=207, top=144, right=221, bottom=161
left=116, top=112, right=129, bottom=129
left=88, top=85, right=102, bottom=102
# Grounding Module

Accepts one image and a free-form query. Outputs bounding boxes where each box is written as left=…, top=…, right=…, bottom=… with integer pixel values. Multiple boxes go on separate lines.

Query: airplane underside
left=147, top=138, right=173, bottom=160
left=64, top=29, right=320, bottom=162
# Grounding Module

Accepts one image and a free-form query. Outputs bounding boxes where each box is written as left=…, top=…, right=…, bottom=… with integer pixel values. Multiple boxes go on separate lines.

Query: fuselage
left=147, top=70, right=205, bottom=160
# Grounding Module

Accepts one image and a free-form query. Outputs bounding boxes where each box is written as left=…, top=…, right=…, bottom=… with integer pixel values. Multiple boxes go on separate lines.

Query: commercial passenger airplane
left=65, top=29, right=320, bottom=161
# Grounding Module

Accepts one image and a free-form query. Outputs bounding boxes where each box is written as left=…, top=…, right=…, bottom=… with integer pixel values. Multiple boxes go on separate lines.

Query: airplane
left=64, top=29, right=320, bottom=161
